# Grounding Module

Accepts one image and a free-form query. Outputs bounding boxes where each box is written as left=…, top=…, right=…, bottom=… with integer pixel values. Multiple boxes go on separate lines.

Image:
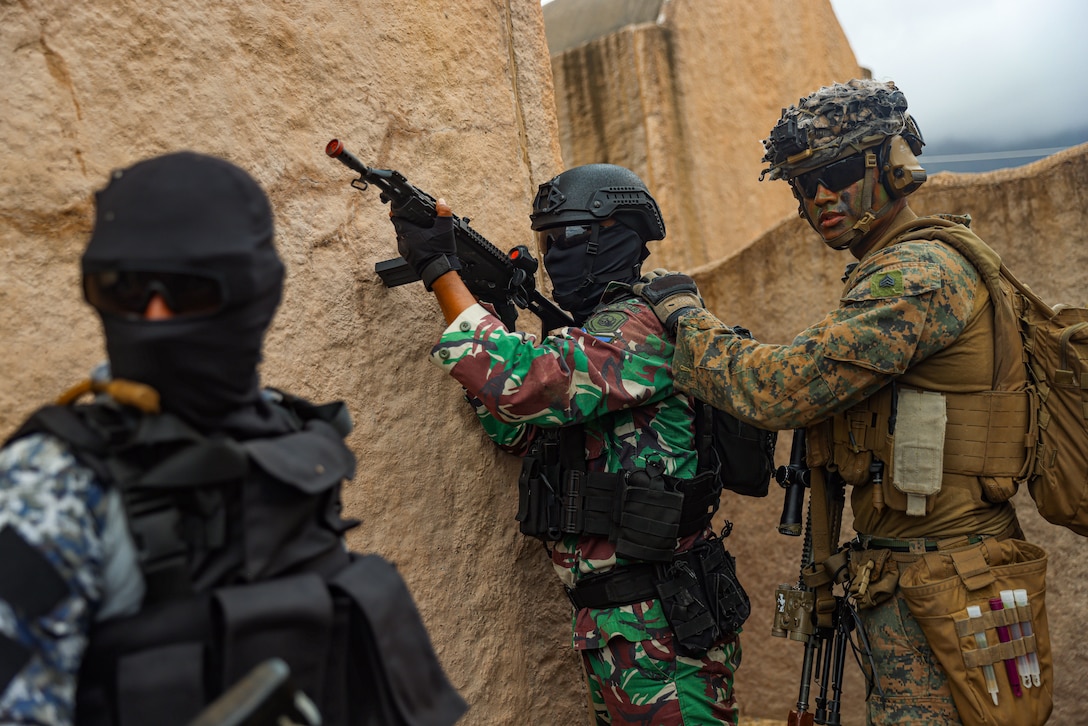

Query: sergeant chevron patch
left=871, top=271, right=904, bottom=297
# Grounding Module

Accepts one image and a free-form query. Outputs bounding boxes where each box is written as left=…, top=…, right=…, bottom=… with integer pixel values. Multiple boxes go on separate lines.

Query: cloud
left=830, top=0, right=1088, bottom=145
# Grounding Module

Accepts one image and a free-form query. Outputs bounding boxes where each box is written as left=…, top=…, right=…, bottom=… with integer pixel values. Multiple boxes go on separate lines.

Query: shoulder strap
left=558, top=424, right=587, bottom=473
left=693, top=400, right=717, bottom=477
left=895, top=217, right=1026, bottom=391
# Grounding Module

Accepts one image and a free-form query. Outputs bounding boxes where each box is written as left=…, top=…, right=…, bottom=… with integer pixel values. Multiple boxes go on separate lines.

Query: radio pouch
left=898, top=538, right=1052, bottom=726
left=892, top=388, right=947, bottom=516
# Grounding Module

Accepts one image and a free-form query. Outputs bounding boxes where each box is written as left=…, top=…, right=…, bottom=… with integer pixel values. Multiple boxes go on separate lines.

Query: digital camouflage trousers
left=580, top=632, right=741, bottom=725
left=859, top=591, right=963, bottom=726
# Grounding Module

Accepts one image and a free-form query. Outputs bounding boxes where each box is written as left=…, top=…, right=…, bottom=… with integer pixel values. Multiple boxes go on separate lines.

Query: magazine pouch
left=898, top=538, right=1052, bottom=726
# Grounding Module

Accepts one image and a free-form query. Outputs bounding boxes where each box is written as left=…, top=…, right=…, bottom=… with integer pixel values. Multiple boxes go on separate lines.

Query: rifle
left=771, top=429, right=820, bottom=726
left=772, top=430, right=864, bottom=726
left=325, top=139, right=575, bottom=333
left=187, top=658, right=321, bottom=726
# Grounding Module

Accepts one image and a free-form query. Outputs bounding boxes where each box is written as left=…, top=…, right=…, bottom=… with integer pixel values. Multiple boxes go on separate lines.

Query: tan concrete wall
left=547, top=0, right=864, bottom=270
left=692, top=145, right=1088, bottom=725
left=0, top=2, right=585, bottom=724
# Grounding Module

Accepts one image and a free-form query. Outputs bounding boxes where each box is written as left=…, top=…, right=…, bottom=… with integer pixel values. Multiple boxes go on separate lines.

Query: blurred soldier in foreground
left=0, top=152, right=465, bottom=726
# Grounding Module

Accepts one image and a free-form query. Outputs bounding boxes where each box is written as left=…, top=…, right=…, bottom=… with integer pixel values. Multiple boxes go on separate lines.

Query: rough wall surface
left=692, top=145, right=1088, bottom=725
left=547, top=0, right=863, bottom=270
left=0, top=2, right=585, bottom=724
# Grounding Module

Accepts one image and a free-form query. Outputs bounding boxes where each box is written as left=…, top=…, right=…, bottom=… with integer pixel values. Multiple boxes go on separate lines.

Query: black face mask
left=82, top=152, right=284, bottom=431
left=544, top=223, right=647, bottom=326
left=100, top=290, right=280, bottom=429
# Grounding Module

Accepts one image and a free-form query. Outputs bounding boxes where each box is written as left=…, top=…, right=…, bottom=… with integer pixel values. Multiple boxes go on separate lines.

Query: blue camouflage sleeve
left=0, top=433, right=110, bottom=726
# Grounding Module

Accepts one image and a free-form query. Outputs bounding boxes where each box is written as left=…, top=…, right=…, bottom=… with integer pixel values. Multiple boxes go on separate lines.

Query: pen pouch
left=898, top=538, right=1052, bottom=726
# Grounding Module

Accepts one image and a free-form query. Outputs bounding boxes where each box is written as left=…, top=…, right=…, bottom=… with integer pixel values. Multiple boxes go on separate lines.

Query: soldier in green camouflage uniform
left=657, top=80, right=1030, bottom=725
left=390, top=165, right=742, bottom=725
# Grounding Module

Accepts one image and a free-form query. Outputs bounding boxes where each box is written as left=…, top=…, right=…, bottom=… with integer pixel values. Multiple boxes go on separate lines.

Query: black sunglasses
left=83, top=269, right=226, bottom=318
left=793, top=155, right=870, bottom=199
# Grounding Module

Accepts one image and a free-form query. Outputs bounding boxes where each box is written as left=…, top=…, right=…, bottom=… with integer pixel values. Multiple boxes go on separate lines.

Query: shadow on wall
left=692, top=143, right=1088, bottom=724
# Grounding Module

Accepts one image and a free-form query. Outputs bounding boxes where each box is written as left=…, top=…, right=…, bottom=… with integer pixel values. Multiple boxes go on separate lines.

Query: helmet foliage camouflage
left=760, top=79, right=925, bottom=185
left=530, top=164, right=665, bottom=242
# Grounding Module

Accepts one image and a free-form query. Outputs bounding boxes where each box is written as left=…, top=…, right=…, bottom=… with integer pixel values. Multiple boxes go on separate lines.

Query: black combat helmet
left=530, top=164, right=665, bottom=326
left=530, top=163, right=665, bottom=241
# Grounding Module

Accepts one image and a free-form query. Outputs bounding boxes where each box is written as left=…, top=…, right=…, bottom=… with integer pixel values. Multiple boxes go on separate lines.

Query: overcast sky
left=828, top=0, right=1088, bottom=149
left=540, top=0, right=1088, bottom=162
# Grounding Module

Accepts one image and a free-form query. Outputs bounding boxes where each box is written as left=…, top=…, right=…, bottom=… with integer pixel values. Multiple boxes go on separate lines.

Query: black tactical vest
left=10, top=393, right=466, bottom=726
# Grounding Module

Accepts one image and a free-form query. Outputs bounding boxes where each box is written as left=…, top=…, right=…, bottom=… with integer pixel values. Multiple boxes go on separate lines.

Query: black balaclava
left=82, top=152, right=284, bottom=432
left=544, top=222, right=648, bottom=326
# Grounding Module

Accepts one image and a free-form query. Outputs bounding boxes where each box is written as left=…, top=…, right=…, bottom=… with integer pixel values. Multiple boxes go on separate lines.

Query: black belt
left=852, top=520, right=1020, bottom=554
left=565, top=563, right=661, bottom=610
left=852, top=533, right=993, bottom=554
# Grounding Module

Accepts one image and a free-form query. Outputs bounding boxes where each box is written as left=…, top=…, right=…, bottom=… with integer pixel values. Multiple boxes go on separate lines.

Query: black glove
left=631, top=269, right=705, bottom=335
left=391, top=208, right=461, bottom=290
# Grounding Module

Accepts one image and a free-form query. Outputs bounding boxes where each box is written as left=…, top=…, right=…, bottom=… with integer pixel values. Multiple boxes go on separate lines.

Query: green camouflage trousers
left=859, top=591, right=963, bottom=725
left=579, top=632, right=740, bottom=725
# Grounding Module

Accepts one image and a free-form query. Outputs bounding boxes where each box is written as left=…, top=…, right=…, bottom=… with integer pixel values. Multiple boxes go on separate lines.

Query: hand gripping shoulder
left=631, top=269, right=705, bottom=334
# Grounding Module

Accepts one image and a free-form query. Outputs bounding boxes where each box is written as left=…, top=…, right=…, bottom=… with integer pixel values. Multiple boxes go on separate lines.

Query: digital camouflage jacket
left=673, top=210, right=1019, bottom=539
left=0, top=434, right=135, bottom=725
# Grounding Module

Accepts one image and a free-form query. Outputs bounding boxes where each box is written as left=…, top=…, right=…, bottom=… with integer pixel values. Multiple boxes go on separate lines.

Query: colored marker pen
left=967, top=605, right=999, bottom=706
left=989, top=597, right=1024, bottom=698
left=1013, top=589, right=1043, bottom=687
left=1001, top=590, right=1032, bottom=689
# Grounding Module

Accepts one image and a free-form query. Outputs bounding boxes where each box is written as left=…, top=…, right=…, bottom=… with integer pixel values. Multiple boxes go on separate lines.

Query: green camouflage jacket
left=431, top=285, right=702, bottom=649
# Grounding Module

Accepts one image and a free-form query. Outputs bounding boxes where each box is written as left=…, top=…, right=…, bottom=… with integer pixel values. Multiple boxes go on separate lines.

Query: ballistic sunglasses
left=792, top=154, right=870, bottom=199
left=538, top=224, right=596, bottom=253
left=83, top=269, right=226, bottom=318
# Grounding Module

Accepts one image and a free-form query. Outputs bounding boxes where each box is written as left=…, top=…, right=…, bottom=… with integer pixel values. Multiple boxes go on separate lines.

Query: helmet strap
left=823, top=147, right=894, bottom=251
left=576, top=223, right=602, bottom=290
left=567, top=223, right=643, bottom=297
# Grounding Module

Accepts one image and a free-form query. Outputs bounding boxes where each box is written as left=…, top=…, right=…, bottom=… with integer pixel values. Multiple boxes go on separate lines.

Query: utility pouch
left=891, top=388, right=947, bottom=516
left=898, top=538, right=1052, bottom=726
left=656, top=536, right=749, bottom=657
left=847, top=548, right=898, bottom=610
left=515, top=437, right=562, bottom=540
left=614, top=462, right=683, bottom=562
left=699, top=536, right=751, bottom=637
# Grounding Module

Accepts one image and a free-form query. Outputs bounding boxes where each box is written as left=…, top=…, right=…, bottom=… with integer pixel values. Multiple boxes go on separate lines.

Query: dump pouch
left=656, top=536, right=749, bottom=656
left=898, top=538, right=1052, bottom=726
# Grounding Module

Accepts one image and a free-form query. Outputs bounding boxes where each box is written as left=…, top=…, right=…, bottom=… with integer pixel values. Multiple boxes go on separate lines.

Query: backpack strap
left=895, top=217, right=1026, bottom=391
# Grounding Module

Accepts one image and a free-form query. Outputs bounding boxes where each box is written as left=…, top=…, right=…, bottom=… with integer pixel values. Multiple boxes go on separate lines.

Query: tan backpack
left=903, top=216, right=1088, bottom=535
